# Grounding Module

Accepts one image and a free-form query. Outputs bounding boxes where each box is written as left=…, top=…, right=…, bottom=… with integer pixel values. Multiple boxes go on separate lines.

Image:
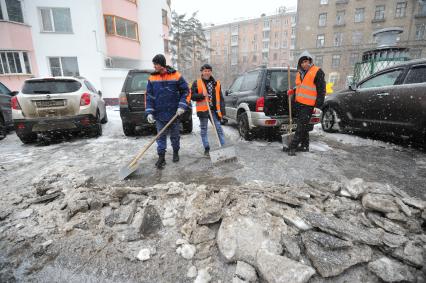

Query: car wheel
left=90, top=112, right=102, bottom=137
left=101, top=110, right=108, bottom=124
left=181, top=118, right=193, bottom=134
left=123, top=122, right=136, bottom=136
left=18, top=132, right=38, bottom=144
left=321, top=106, right=342, bottom=133
left=237, top=112, right=254, bottom=141
left=0, top=116, right=6, bottom=140
left=220, top=118, right=228, bottom=125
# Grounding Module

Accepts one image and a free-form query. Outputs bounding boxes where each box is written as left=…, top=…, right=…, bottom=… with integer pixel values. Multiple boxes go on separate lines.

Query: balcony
left=105, top=36, right=140, bottom=60
left=0, top=21, right=33, bottom=50
left=415, top=13, right=426, bottom=19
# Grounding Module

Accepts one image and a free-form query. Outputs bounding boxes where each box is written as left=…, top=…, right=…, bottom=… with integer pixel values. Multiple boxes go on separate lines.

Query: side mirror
left=10, top=91, right=18, bottom=96
left=98, top=90, right=103, bottom=97
left=349, top=83, right=357, bottom=91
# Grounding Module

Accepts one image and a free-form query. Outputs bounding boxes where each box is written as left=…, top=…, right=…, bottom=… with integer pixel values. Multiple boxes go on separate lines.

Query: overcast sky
left=171, top=0, right=298, bottom=25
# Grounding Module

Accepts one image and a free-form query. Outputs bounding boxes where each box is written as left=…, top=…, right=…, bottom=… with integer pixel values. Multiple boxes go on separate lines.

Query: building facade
left=0, top=0, right=171, bottom=103
left=204, top=10, right=296, bottom=88
left=294, top=0, right=426, bottom=91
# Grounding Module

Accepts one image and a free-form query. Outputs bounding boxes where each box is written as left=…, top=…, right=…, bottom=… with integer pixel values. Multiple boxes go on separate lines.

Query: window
left=263, top=31, right=270, bottom=38
left=352, top=31, right=363, bottom=44
left=268, top=71, right=297, bottom=93
left=231, top=25, right=238, bottom=34
left=22, top=80, right=82, bottom=94
left=253, top=34, right=257, bottom=41
left=273, top=53, right=278, bottom=60
left=0, top=51, right=31, bottom=75
left=395, top=2, right=407, bottom=18
left=252, top=54, right=257, bottom=62
left=48, top=57, right=79, bottom=77
left=291, top=27, right=296, bottom=36
left=333, top=32, right=343, bottom=47
left=336, top=10, right=345, bottom=25
left=0, top=83, right=10, bottom=94
left=317, top=34, right=325, bottom=48
left=331, top=54, right=341, bottom=68
left=421, top=3, right=426, bottom=15
left=263, top=20, right=270, bottom=29
left=263, top=41, right=269, bottom=49
left=84, top=80, right=97, bottom=93
left=359, top=69, right=402, bottom=89
left=164, top=39, right=169, bottom=53
left=415, top=24, right=425, bottom=40
left=231, top=35, right=238, bottom=44
left=290, top=38, right=295, bottom=49
left=315, top=55, right=323, bottom=66
left=162, top=9, right=168, bottom=25
left=329, top=72, right=339, bottom=85
left=241, top=71, right=260, bottom=91
left=410, top=49, right=422, bottom=59
left=1, top=0, right=24, bottom=22
left=319, top=13, right=327, bottom=26
left=282, top=40, right=287, bottom=48
left=274, top=32, right=278, bottom=39
left=229, top=76, right=244, bottom=92
left=354, top=8, right=365, bottom=23
left=349, top=53, right=358, bottom=66
left=374, top=5, right=385, bottom=21
left=39, top=7, right=73, bottom=33
left=104, top=15, right=138, bottom=40
left=320, top=0, right=328, bottom=5
left=404, top=66, right=426, bottom=84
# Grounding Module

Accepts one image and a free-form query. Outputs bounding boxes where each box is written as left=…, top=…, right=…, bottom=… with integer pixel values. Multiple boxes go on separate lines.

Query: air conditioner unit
left=105, top=57, right=113, bottom=68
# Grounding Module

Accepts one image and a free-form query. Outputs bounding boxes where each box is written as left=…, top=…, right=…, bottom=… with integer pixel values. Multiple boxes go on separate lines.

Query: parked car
left=12, top=77, right=107, bottom=144
left=321, top=59, right=426, bottom=143
left=223, top=66, right=322, bottom=140
left=0, top=82, right=17, bottom=140
left=119, top=69, right=193, bottom=136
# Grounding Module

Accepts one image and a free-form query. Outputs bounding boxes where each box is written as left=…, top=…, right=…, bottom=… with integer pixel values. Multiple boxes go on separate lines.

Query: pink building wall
left=102, top=0, right=140, bottom=60
left=0, top=22, right=38, bottom=91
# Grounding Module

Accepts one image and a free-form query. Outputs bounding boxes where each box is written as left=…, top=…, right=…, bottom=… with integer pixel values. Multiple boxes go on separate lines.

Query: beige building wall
left=295, top=0, right=426, bottom=91
left=204, top=12, right=296, bottom=88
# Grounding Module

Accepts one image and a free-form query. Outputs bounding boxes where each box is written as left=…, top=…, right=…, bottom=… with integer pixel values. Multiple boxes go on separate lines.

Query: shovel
left=282, top=65, right=295, bottom=150
left=202, top=87, right=237, bottom=164
left=119, top=113, right=179, bottom=180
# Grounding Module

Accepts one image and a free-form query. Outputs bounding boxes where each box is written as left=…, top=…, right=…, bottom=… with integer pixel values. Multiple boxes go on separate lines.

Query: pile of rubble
left=0, top=177, right=425, bottom=282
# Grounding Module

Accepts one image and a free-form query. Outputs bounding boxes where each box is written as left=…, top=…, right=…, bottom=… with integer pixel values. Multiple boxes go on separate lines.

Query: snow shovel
left=202, top=89, right=237, bottom=164
left=282, top=65, right=295, bottom=150
left=119, top=113, right=179, bottom=180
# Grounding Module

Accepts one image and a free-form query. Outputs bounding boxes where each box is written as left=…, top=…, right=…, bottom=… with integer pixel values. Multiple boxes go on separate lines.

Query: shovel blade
left=210, top=145, right=237, bottom=164
left=119, top=161, right=140, bottom=180
left=282, top=132, right=295, bottom=149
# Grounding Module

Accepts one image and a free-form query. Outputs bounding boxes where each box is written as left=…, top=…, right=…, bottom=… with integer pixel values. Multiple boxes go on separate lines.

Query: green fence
left=353, top=57, right=409, bottom=83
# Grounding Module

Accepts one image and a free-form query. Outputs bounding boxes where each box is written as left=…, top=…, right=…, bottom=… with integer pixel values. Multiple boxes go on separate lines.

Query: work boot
left=155, top=153, right=166, bottom=169
left=288, top=148, right=296, bottom=156
left=204, top=147, right=210, bottom=157
left=173, top=151, right=179, bottom=163
left=296, top=146, right=309, bottom=152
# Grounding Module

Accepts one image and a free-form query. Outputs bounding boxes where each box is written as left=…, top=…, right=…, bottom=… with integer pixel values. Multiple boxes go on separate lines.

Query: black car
left=321, top=59, right=426, bottom=143
left=0, top=82, right=17, bottom=140
left=119, top=70, right=193, bottom=136
left=223, top=66, right=321, bottom=140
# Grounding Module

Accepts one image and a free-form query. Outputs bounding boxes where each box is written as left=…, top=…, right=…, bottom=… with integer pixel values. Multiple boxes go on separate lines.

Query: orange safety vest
left=195, top=79, right=222, bottom=119
left=295, top=65, right=320, bottom=106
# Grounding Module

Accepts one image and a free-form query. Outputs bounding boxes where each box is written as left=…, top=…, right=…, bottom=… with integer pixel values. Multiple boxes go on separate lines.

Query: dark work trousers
left=290, top=102, right=314, bottom=149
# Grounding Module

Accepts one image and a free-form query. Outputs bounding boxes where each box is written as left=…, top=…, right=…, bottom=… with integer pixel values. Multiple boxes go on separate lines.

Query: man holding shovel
left=146, top=54, right=189, bottom=169
left=190, top=64, right=226, bottom=156
left=286, top=51, right=326, bottom=156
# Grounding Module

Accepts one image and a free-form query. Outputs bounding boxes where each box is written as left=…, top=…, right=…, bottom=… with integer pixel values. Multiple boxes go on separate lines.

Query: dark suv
left=0, top=82, right=17, bottom=140
left=223, top=66, right=321, bottom=140
left=119, top=70, right=193, bottom=136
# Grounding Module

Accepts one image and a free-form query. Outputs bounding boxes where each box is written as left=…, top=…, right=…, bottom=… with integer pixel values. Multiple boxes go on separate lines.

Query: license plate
left=35, top=100, right=65, bottom=108
left=281, top=124, right=297, bottom=131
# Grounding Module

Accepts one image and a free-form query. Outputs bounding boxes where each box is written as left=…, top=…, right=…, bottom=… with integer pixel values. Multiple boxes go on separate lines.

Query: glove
left=147, top=114, right=155, bottom=124
left=287, top=89, right=295, bottom=96
left=176, top=108, right=185, bottom=116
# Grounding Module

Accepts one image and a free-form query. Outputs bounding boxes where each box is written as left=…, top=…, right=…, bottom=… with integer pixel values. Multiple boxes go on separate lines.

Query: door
left=264, top=69, right=297, bottom=116
left=349, top=68, right=404, bottom=129
left=224, top=75, right=244, bottom=120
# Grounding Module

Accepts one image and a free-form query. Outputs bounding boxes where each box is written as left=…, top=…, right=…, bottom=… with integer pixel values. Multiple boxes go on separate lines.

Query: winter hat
left=200, top=64, right=213, bottom=71
left=152, top=54, right=166, bottom=67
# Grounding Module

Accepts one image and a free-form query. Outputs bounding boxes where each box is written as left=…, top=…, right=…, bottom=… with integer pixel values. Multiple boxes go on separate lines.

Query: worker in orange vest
left=286, top=51, right=326, bottom=156
left=189, top=64, right=226, bottom=156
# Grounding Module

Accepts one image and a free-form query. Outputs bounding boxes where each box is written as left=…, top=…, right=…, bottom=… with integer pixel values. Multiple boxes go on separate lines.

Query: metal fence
left=353, top=57, right=409, bottom=83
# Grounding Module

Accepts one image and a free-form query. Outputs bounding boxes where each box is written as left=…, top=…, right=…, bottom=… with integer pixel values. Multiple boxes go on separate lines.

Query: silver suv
left=12, top=77, right=107, bottom=143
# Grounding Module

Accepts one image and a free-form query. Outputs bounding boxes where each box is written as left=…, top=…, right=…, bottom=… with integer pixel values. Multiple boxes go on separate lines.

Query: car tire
left=123, top=122, right=136, bottom=136
left=0, top=116, right=6, bottom=140
left=321, top=106, right=343, bottom=133
left=101, top=110, right=108, bottom=124
left=181, top=118, right=193, bottom=134
left=90, top=112, right=102, bottom=137
left=18, top=132, right=37, bottom=144
left=220, top=118, right=228, bottom=125
left=237, top=112, right=254, bottom=141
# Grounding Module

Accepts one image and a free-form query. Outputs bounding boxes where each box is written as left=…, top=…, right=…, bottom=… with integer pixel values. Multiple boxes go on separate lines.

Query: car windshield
left=268, top=70, right=297, bottom=93
left=126, top=73, right=150, bottom=92
left=22, top=80, right=82, bottom=94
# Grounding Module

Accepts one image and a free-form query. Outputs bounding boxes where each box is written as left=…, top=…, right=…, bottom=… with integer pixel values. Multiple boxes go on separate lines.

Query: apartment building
left=204, top=9, right=296, bottom=88
left=294, top=0, right=426, bottom=90
left=0, top=0, right=172, bottom=103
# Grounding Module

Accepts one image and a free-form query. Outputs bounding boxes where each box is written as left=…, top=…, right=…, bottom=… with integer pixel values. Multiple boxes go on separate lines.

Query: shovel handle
left=128, top=113, right=179, bottom=168
left=287, top=65, right=293, bottom=134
